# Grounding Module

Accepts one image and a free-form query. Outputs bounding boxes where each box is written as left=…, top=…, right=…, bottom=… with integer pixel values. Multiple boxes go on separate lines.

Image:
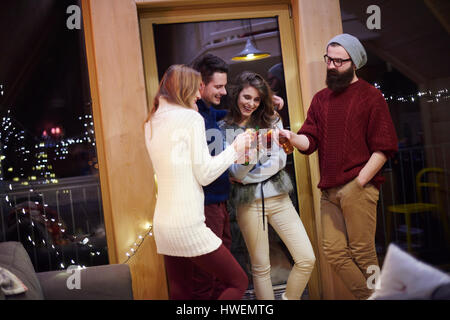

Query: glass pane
left=151, top=17, right=303, bottom=297
left=340, top=0, right=450, bottom=271
left=0, top=0, right=108, bottom=272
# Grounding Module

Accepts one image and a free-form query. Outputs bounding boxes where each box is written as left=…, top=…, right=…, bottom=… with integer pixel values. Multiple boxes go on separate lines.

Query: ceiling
left=340, top=0, right=450, bottom=84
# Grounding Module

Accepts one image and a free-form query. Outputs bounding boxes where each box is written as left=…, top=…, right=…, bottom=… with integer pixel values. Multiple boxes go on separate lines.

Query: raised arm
left=229, top=120, right=287, bottom=185
left=240, top=121, right=287, bottom=184
left=190, top=114, right=238, bottom=186
left=275, top=95, right=321, bottom=154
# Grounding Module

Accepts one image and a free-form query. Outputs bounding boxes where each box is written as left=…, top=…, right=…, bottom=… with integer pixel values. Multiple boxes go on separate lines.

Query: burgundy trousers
left=164, top=244, right=248, bottom=300
left=191, top=202, right=232, bottom=299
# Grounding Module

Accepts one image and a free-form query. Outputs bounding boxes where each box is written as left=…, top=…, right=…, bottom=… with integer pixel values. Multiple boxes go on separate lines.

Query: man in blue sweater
left=191, top=54, right=284, bottom=299
left=191, top=54, right=232, bottom=300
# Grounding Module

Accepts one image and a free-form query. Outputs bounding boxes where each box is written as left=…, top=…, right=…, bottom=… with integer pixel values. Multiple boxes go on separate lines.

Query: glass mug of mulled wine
left=261, top=128, right=294, bottom=155
left=243, top=128, right=258, bottom=165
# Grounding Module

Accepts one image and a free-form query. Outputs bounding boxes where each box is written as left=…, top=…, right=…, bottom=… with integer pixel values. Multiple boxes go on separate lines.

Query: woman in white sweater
left=144, top=65, right=251, bottom=300
left=219, top=71, right=315, bottom=300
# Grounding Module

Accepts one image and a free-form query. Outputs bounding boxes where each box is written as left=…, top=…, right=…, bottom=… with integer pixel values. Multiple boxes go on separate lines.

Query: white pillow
left=369, top=244, right=450, bottom=300
left=0, top=267, right=28, bottom=296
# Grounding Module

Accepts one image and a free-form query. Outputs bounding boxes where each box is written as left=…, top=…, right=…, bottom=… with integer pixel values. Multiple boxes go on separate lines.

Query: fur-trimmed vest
left=219, top=120, right=294, bottom=209
left=228, top=163, right=294, bottom=209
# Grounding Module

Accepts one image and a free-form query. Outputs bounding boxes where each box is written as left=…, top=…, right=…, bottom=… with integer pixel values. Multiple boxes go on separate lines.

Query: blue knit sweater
left=197, top=99, right=230, bottom=205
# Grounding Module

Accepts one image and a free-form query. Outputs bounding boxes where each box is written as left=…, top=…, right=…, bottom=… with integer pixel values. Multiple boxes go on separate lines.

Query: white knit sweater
left=144, top=101, right=238, bottom=257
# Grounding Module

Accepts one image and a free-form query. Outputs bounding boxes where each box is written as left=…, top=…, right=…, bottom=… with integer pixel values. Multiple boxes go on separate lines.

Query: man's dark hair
left=190, top=53, right=228, bottom=85
left=327, top=42, right=341, bottom=48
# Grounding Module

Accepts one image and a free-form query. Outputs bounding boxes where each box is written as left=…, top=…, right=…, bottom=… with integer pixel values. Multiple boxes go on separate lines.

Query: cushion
left=37, top=264, right=133, bottom=300
left=0, top=266, right=28, bottom=295
left=0, top=242, right=44, bottom=300
left=369, top=244, right=450, bottom=300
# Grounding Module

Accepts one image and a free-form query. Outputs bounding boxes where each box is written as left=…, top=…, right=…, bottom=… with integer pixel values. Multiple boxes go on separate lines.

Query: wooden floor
left=242, top=284, right=309, bottom=300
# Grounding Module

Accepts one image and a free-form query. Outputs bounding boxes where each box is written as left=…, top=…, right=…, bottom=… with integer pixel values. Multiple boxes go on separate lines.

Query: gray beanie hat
left=327, top=33, right=367, bottom=69
left=268, top=63, right=284, bottom=82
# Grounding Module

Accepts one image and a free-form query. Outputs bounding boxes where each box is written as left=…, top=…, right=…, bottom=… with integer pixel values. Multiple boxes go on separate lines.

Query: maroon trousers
left=164, top=244, right=248, bottom=300
left=193, top=202, right=232, bottom=299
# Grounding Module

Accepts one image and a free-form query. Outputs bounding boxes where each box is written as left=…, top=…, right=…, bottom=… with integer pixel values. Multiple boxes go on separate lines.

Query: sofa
left=0, top=241, right=133, bottom=300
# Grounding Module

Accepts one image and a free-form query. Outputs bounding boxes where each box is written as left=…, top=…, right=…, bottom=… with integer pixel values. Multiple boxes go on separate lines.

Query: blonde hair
left=146, top=64, right=201, bottom=122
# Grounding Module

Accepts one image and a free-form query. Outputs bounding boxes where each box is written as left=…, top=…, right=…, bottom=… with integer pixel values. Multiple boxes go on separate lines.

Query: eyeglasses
left=323, top=55, right=352, bottom=67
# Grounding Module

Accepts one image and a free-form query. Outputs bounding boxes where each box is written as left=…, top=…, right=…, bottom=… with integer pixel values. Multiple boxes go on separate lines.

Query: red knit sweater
left=298, top=79, right=398, bottom=190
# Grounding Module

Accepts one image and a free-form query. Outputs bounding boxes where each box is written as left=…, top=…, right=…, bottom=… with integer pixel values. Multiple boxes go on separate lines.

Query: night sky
left=0, top=0, right=95, bottom=180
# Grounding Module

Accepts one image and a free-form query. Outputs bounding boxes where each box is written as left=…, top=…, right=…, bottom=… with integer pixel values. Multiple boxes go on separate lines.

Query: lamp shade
left=231, top=38, right=270, bottom=61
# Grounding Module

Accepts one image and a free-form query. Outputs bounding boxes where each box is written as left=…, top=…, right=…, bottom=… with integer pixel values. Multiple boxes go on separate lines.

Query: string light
left=1, top=104, right=136, bottom=271
left=124, top=222, right=154, bottom=264
left=122, top=177, right=157, bottom=263
left=374, top=84, right=449, bottom=104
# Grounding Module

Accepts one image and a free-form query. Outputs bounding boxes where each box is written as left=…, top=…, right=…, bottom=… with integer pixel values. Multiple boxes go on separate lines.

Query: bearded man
left=278, top=33, right=398, bottom=299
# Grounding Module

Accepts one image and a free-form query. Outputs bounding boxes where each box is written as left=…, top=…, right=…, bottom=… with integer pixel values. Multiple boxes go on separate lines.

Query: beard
left=326, top=66, right=355, bottom=93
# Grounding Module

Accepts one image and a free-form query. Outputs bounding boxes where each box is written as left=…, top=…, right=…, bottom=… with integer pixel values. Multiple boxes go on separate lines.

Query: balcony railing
left=0, top=175, right=108, bottom=272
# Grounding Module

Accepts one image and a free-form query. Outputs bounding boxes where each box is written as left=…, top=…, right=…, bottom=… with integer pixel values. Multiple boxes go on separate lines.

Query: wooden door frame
left=82, top=0, right=347, bottom=300
left=139, top=2, right=321, bottom=300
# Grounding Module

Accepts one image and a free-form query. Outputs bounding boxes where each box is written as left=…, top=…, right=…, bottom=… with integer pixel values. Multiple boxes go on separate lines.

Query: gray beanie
left=327, top=33, right=367, bottom=69
left=268, top=63, right=284, bottom=82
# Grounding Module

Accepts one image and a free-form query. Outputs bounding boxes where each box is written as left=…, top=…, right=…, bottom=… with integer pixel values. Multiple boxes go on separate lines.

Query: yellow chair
left=387, top=167, right=450, bottom=253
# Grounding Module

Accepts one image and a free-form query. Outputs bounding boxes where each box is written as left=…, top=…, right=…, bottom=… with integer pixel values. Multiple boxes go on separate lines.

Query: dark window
left=0, top=0, right=108, bottom=272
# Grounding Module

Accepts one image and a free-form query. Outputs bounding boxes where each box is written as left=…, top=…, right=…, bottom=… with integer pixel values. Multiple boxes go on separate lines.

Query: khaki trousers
left=237, top=193, right=315, bottom=300
left=321, top=178, right=380, bottom=300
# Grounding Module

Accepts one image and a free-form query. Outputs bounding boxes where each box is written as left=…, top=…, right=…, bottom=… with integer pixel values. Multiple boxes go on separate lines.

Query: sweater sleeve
left=190, top=113, right=238, bottom=186
left=223, top=123, right=255, bottom=181
left=366, top=91, right=399, bottom=159
left=297, top=94, right=320, bottom=155
left=215, top=109, right=227, bottom=121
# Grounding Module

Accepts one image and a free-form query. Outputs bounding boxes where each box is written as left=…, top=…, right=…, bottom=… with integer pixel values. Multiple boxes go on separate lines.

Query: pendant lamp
left=232, top=19, right=270, bottom=62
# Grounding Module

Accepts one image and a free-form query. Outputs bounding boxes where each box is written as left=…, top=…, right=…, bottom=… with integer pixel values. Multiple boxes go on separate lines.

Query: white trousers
left=237, top=193, right=316, bottom=300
